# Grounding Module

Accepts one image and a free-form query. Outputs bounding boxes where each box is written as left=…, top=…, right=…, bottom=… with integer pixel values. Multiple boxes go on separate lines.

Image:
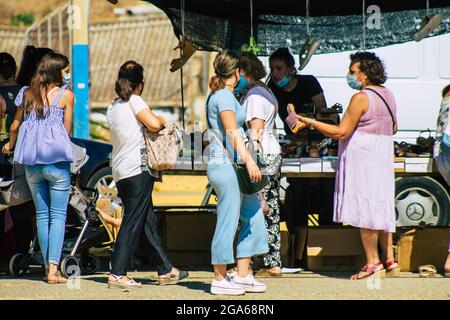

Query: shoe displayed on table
left=414, top=14, right=443, bottom=42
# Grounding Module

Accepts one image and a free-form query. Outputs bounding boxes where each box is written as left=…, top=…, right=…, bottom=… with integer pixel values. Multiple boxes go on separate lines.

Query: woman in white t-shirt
left=238, top=52, right=283, bottom=277
left=106, top=61, right=188, bottom=289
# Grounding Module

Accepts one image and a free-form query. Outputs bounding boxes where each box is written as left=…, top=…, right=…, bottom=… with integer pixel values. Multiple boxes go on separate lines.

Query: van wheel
left=86, top=167, right=121, bottom=209
left=395, top=176, right=449, bottom=227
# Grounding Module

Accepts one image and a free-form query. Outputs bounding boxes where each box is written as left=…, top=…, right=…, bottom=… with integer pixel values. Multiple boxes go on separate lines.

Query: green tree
left=11, top=13, right=35, bottom=26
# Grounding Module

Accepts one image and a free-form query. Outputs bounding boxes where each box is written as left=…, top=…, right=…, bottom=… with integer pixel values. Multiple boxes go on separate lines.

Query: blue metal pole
left=71, top=0, right=90, bottom=139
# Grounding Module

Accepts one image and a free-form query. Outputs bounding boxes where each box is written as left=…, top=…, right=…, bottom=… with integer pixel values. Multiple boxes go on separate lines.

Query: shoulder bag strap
left=206, top=95, right=240, bottom=164
left=365, top=88, right=396, bottom=131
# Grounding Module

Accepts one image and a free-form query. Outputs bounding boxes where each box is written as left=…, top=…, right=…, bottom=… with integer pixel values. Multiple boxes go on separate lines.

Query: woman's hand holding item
left=246, top=158, right=262, bottom=183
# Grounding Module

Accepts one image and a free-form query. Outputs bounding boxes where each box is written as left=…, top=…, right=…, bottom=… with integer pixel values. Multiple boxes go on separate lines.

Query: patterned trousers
left=260, top=154, right=282, bottom=268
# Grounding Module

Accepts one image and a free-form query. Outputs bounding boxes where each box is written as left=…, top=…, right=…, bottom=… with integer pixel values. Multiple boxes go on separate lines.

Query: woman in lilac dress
left=2, top=52, right=74, bottom=284
left=297, top=52, right=400, bottom=280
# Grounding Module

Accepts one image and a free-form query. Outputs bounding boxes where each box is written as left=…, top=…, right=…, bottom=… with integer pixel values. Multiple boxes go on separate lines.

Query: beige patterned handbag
left=143, top=122, right=183, bottom=171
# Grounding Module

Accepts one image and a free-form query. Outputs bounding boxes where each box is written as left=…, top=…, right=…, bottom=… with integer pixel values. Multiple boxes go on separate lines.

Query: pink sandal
left=385, top=260, right=401, bottom=278
left=351, top=262, right=386, bottom=280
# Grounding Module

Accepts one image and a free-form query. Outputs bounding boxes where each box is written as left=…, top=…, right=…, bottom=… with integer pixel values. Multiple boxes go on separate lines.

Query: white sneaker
left=231, top=274, right=267, bottom=293
left=210, top=278, right=246, bottom=296
left=414, top=14, right=443, bottom=42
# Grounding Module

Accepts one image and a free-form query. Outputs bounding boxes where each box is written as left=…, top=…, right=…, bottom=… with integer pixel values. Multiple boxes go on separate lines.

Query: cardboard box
left=322, top=159, right=337, bottom=172
left=397, top=228, right=449, bottom=273
left=394, top=158, right=405, bottom=173
left=307, top=227, right=365, bottom=271
left=300, top=158, right=322, bottom=172
left=405, top=163, right=433, bottom=173
left=162, top=212, right=216, bottom=251
left=308, top=255, right=366, bottom=271
left=294, top=226, right=308, bottom=260
left=404, top=157, right=432, bottom=164
left=280, top=222, right=289, bottom=257
left=281, top=158, right=300, bottom=173
left=166, top=251, right=211, bottom=267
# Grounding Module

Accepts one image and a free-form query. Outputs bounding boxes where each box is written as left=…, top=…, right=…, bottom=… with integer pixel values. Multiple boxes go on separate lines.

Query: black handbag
left=206, top=98, right=269, bottom=194
left=233, top=139, right=269, bottom=195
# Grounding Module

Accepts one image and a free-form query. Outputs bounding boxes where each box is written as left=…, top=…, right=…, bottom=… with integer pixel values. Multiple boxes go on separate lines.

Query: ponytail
left=115, top=78, right=134, bottom=101
left=114, top=60, right=144, bottom=101
left=209, top=75, right=225, bottom=94
left=209, top=50, right=240, bottom=94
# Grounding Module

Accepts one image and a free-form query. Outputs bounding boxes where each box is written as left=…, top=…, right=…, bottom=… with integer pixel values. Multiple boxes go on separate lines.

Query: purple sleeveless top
left=13, top=86, right=74, bottom=165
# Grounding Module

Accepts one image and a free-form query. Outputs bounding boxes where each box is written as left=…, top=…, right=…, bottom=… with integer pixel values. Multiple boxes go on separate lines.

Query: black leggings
left=111, top=171, right=172, bottom=276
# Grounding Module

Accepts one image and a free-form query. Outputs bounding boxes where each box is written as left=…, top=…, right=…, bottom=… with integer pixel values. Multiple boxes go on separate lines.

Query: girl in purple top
left=2, top=52, right=74, bottom=284
left=297, top=52, right=400, bottom=280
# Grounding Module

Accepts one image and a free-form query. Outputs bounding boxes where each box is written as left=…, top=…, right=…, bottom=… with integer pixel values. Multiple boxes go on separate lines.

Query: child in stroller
left=5, top=143, right=122, bottom=279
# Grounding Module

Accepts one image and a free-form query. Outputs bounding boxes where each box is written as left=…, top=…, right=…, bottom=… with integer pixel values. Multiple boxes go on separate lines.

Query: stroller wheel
left=9, top=253, right=30, bottom=277
left=61, top=256, right=81, bottom=278
left=80, top=254, right=100, bottom=274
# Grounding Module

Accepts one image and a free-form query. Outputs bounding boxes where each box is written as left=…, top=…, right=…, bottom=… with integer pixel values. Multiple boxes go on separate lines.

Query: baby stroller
left=6, top=144, right=119, bottom=278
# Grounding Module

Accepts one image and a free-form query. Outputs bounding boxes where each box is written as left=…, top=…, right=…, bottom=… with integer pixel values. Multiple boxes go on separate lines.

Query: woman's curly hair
left=350, top=51, right=387, bottom=85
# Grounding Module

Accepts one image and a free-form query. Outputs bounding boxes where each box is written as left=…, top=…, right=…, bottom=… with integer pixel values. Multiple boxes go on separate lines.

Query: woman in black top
left=267, top=48, right=335, bottom=267
left=0, top=52, right=22, bottom=136
left=268, top=48, right=327, bottom=134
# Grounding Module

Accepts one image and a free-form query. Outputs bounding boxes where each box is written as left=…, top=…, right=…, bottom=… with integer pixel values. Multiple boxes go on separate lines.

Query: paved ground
left=1, top=270, right=449, bottom=300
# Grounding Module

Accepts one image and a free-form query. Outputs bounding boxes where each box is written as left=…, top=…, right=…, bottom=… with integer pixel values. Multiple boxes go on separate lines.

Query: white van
left=264, top=33, right=450, bottom=227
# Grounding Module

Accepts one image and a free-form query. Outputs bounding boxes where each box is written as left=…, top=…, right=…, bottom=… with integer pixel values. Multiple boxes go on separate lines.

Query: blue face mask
left=346, top=74, right=362, bottom=90
left=234, top=74, right=249, bottom=96
left=275, top=75, right=289, bottom=89
left=63, top=72, right=71, bottom=85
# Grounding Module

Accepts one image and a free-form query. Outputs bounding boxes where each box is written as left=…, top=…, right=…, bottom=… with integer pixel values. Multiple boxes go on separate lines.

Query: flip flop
left=418, top=265, right=437, bottom=278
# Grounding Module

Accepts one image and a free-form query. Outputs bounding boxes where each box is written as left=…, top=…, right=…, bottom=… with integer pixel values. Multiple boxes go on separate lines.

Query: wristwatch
left=309, top=119, right=315, bottom=130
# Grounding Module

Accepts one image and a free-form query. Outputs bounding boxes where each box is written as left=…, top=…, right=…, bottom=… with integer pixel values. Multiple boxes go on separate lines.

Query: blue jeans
left=25, top=162, right=71, bottom=267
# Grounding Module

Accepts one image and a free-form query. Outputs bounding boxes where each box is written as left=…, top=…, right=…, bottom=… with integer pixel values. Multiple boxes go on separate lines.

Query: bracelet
left=309, top=119, right=315, bottom=130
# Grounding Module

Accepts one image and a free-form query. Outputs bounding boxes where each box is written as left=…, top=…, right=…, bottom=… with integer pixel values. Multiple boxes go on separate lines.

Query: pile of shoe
left=394, top=130, right=435, bottom=157
left=281, top=138, right=338, bottom=158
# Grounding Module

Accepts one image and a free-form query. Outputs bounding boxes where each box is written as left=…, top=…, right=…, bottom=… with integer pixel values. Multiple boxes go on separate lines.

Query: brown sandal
left=157, top=270, right=189, bottom=285
left=47, top=271, right=68, bottom=284
left=255, top=268, right=282, bottom=278
left=418, top=265, right=437, bottom=278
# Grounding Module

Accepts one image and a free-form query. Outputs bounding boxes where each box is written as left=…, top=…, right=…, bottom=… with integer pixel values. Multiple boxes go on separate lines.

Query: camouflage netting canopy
left=146, top=0, right=450, bottom=55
